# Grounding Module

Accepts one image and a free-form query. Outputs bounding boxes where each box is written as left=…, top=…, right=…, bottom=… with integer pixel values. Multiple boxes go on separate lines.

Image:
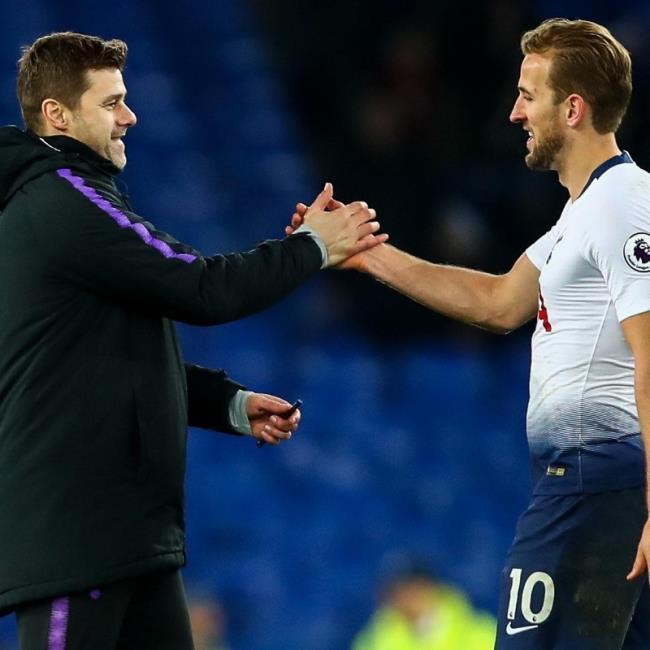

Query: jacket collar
left=27, top=130, right=122, bottom=177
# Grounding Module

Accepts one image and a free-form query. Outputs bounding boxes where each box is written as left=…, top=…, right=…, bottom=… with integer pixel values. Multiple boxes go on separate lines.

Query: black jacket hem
left=0, top=550, right=185, bottom=615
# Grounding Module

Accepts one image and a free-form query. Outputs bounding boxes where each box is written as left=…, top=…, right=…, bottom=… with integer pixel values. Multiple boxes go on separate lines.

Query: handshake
left=285, top=182, right=388, bottom=269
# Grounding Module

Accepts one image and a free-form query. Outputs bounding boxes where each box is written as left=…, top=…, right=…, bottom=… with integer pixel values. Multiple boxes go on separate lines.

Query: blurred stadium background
left=1, top=1, right=650, bottom=648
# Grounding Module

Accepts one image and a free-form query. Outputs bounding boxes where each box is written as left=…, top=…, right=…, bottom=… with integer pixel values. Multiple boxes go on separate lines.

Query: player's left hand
left=627, top=519, right=650, bottom=583
left=246, top=393, right=300, bottom=446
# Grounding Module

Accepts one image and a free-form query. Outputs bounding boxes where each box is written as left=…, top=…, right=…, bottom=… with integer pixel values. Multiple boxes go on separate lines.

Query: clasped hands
left=288, top=182, right=388, bottom=268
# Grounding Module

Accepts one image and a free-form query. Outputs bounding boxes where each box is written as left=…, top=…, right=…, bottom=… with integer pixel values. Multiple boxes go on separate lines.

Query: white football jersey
left=525, top=156, right=650, bottom=492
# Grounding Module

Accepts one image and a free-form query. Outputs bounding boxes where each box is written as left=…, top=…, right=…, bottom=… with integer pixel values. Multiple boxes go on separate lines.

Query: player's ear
left=565, top=93, right=587, bottom=128
left=41, top=98, right=70, bottom=133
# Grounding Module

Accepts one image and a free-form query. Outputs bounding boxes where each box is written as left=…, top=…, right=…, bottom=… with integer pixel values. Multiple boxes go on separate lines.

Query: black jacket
left=0, top=127, right=322, bottom=611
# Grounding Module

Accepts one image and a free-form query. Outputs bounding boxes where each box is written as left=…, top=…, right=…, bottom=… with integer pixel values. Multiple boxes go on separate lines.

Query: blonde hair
left=521, top=18, right=632, bottom=134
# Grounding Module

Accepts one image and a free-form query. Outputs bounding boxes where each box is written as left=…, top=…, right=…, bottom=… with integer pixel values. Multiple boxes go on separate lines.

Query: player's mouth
left=526, top=129, right=534, bottom=150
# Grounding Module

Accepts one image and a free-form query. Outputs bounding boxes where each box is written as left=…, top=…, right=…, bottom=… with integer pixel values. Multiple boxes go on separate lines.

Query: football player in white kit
left=288, top=17, right=650, bottom=650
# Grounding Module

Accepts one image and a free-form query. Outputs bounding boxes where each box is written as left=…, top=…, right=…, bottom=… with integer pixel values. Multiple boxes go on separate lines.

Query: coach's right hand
left=301, top=183, right=386, bottom=267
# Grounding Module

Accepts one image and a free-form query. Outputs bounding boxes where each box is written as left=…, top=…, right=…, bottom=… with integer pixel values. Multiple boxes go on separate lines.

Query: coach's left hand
left=627, top=520, right=650, bottom=583
left=246, top=393, right=301, bottom=446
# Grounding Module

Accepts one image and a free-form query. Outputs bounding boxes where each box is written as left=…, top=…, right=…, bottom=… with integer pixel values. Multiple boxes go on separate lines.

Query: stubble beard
left=106, top=141, right=127, bottom=169
left=525, top=128, right=565, bottom=171
left=71, top=113, right=126, bottom=169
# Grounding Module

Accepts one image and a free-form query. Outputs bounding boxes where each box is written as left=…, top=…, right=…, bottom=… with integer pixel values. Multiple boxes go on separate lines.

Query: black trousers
left=15, top=568, right=194, bottom=650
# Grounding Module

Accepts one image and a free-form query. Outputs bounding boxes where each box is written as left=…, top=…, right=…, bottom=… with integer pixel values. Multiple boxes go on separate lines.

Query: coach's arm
left=185, top=364, right=299, bottom=445
left=622, top=311, right=650, bottom=584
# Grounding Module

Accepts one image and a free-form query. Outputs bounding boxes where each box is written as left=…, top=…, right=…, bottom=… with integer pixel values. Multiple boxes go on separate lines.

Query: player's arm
left=288, top=200, right=540, bottom=333
left=349, top=244, right=540, bottom=334
left=622, top=312, right=650, bottom=583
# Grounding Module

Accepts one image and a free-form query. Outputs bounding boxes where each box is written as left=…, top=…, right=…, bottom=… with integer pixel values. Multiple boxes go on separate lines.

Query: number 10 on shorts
left=508, top=568, right=555, bottom=624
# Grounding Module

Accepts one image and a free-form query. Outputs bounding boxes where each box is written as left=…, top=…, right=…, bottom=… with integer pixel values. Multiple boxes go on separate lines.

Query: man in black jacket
left=0, top=32, right=383, bottom=649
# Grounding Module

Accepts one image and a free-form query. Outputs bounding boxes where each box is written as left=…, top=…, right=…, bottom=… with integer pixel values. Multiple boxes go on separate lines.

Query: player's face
left=67, top=68, right=137, bottom=169
left=509, top=53, right=566, bottom=171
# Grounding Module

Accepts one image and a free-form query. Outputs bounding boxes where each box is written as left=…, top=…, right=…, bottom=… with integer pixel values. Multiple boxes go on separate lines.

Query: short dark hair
left=17, top=32, right=128, bottom=132
left=521, top=18, right=632, bottom=134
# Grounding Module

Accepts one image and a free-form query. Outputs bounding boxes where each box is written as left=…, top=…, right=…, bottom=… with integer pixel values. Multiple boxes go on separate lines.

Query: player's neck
left=557, top=133, right=621, bottom=201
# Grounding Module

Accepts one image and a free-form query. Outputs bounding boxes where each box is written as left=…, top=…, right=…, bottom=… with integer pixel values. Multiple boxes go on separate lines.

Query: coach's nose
left=119, top=102, right=137, bottom=127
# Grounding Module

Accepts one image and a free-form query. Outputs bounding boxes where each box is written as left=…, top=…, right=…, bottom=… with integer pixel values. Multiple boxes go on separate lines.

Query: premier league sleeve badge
left=624, top=233, right=650, bottom=272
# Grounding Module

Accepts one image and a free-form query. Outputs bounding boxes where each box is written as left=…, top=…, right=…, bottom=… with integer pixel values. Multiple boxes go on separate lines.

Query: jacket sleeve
left=185, top=363, right=245, bottom=433
left=34, top=168, right=323, bottom=325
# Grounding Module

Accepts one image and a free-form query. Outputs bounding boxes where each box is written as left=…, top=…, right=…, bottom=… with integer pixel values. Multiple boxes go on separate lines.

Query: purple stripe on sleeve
left=48, top=597, right=69, bottom=650
left=56, top=168, right=197, bottom=263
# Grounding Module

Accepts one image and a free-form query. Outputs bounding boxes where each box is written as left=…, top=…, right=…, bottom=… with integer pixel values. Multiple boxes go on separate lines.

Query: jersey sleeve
left=582, top=195, right=650, bottom=322
left=526, top=221, right=563, bottom=270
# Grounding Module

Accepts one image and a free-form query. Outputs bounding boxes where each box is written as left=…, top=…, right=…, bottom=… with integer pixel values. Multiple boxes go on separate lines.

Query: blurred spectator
left=427, top=197, right=492, bottom=268
left=352, top=564, right=496, bottom=650
left=188, top=595, right=231, bottom=650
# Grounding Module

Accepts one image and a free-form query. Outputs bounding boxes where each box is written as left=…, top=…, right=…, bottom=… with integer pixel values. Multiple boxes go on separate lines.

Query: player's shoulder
left=586, top=163, right=650, bottom=220
left=597, top=163, right=650, bottom=202
left=577, top=164, right=650, bottom=256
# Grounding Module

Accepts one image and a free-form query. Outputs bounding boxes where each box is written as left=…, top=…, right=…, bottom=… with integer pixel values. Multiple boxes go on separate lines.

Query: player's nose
left=509, top=96, right=525, bottom=123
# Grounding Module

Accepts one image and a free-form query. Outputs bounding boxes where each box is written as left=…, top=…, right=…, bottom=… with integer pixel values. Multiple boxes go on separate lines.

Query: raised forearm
left=359, top=245, right=517, bottom=333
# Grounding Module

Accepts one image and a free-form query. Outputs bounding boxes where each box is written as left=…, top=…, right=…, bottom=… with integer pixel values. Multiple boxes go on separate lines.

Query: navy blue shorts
left=495, top=488, right=650, bottom=650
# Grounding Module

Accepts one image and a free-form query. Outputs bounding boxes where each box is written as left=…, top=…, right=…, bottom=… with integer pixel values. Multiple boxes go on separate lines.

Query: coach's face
left=68, top=68, right=137, bottom=169
left=509, top=53, right=566, bottom=171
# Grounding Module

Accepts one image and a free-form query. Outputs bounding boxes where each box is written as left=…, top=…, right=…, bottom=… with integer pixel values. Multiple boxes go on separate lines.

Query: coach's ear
left=41, top=98, right=70, bottom=133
